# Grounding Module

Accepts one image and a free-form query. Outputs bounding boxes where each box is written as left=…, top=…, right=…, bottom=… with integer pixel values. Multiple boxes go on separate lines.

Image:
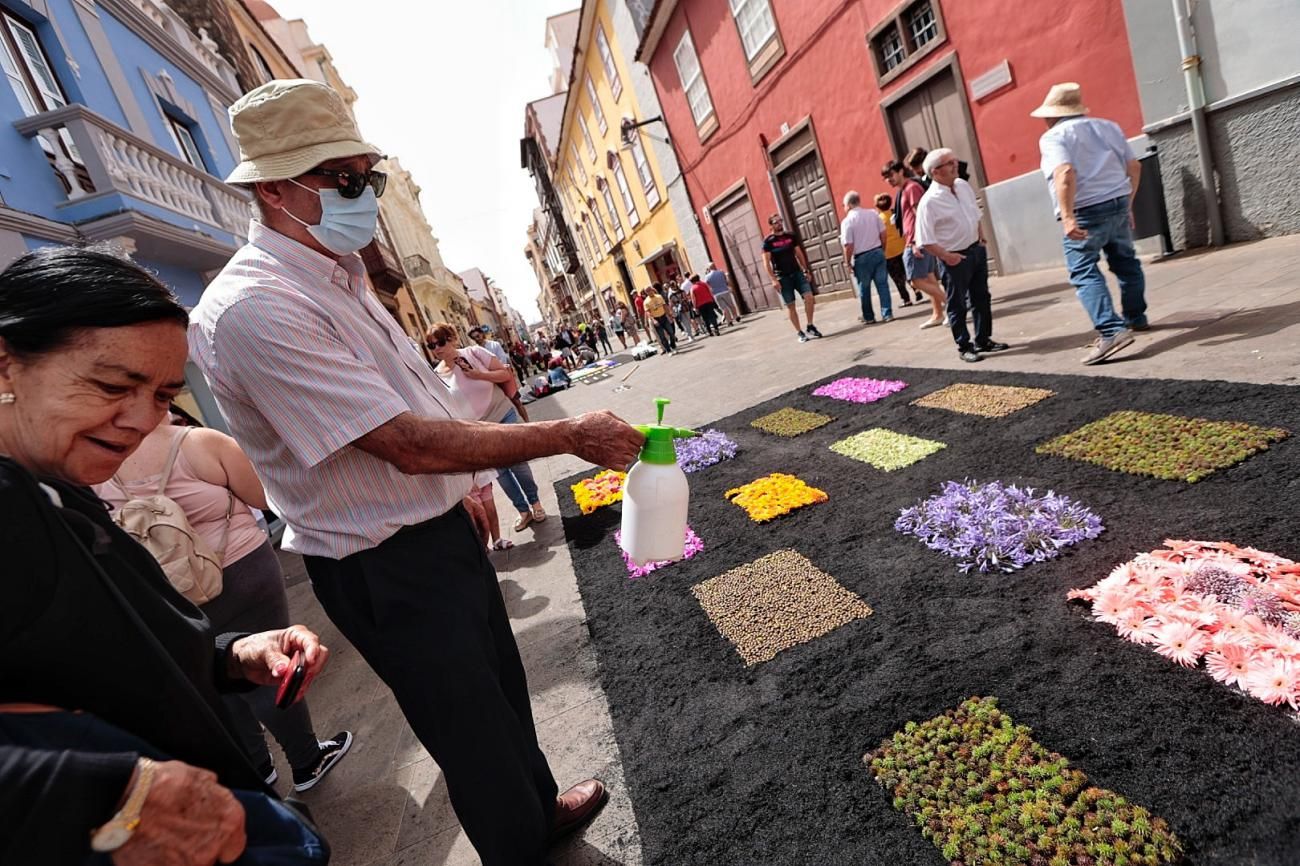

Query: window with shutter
left=579, top=112, right=596, bottom=161
left=672, top=30, right=715, bottom=134
left=628, top=136, right=660, bottom=209
left=585, top=75, right=607, bottom=135
left=726, top=0, right=777, bottom=62
left=612, top=159, right=639, bottom=228
left=600, top=181, right=624, bottom=241
left=6, top=15, right=64, bottom=111
left=595, top=24, right=621, bottom=101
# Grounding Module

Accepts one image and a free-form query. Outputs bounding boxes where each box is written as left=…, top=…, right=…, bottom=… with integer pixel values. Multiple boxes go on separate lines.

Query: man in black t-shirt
left=761, top=214, right=822, bottom=343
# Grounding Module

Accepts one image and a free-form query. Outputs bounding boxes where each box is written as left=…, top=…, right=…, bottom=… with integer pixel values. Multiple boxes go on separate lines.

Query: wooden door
left=888, top=68, right=1001, bottom=271
left=714, top=192, right=781, bottom=312
left=777, top=151, right=850, bottom=292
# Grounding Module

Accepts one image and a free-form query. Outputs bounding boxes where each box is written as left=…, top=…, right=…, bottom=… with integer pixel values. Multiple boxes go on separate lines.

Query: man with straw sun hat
left=190, top=79, right=641, bottom=865
left=1033, top=82, right=1149, bottom=365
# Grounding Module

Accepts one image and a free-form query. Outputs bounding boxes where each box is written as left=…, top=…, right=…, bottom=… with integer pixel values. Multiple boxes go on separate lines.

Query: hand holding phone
left=274, top=650, right=306, bottom=709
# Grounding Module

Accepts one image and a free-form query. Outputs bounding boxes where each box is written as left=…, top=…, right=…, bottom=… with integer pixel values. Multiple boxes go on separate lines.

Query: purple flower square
left=813, top=377, right=908, bottom=404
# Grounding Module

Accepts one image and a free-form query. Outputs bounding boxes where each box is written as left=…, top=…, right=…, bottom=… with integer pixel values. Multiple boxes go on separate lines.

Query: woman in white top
left=425, top=323, right=548, bottom=532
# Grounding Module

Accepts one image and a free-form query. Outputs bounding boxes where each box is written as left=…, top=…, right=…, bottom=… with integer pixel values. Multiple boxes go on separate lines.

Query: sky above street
left=268, top=0, right=577, bottom=322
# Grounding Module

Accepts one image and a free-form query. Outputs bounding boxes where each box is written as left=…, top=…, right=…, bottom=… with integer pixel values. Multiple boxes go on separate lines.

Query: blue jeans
left=497, top=410, right=540, bottom=513
left=1062, top=195, right=1148, bottom=337
left=852, top=248, right=891, bottom=321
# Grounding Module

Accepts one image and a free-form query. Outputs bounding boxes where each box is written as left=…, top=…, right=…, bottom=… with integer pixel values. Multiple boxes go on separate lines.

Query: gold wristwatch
left=90, top=757, right=156, bottom=853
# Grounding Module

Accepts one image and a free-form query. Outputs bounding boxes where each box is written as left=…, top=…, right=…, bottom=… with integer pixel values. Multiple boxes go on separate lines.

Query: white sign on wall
left=970, top=60, right=1014, bottom=101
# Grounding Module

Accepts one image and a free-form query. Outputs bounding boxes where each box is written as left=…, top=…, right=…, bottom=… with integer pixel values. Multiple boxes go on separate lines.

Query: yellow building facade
left=554, top=0, right=701, bottom=321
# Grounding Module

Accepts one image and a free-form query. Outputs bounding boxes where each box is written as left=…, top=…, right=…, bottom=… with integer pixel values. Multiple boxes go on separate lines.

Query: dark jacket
left=0, top=457, right=265, bottom=863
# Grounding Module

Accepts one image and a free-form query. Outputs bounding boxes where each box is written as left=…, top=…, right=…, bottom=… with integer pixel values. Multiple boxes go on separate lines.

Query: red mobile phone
left=274, top=650, right=306, bottom=709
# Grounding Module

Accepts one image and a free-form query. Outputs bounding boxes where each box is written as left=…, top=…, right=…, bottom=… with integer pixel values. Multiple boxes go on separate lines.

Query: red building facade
left=637, top=0, right=1144, bottom=311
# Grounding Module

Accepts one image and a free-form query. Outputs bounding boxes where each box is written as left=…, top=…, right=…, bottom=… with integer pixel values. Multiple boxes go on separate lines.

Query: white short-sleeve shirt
left=1038, top=116, right=1134, bottom=216
left=915, top=179, right=983, bottom=252
left=839, top=206, right=884, bottom=254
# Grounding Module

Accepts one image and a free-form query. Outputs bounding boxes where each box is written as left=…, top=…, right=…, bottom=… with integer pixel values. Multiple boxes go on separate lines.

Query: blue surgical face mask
left=282, top=179, right=379, bottom=255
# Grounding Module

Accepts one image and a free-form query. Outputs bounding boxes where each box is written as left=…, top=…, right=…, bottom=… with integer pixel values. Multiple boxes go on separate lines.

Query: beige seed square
left=912, top=383, right=1055, bottom=418
left=692, top=549, right=872, bottom=666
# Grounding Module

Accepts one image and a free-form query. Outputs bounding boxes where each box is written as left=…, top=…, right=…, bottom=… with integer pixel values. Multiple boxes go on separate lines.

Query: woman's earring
left=0, top=393, right=14, bottom=404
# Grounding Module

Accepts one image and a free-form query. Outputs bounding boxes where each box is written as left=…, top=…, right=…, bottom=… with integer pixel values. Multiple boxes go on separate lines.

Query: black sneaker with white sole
left=291, top=731, right=354, bottom=792
left=805, top=323, right=823, bottom=338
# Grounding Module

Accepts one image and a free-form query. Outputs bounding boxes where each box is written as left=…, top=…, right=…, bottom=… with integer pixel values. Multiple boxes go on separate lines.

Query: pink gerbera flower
left=1093, top=589, right=1139, bottom=625
left=1244, top=656, right=1297, bottom=707
left=1152, top=621, right=1207, bottom=667
left=1205, top=644, right=1250, bottom=688
left=1116, top=609, right=1156, bottom=643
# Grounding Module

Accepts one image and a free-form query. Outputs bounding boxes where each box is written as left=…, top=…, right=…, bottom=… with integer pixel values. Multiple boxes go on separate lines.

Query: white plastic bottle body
left=619, top=460, right=690, bottom=565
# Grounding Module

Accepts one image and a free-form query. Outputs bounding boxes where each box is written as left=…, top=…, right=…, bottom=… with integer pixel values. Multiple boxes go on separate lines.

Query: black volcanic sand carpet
left=556, top=366, right=1300, bottom=866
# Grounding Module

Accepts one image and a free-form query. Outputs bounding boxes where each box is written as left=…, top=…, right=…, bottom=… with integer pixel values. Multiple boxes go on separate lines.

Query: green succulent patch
left=865, top=697, right=1182, bottom=866
left=1036, top=410, right=1288, bottom=483
left=829, top=428, right=947, bottom=471
left=750, top=407, right=833, bottom=437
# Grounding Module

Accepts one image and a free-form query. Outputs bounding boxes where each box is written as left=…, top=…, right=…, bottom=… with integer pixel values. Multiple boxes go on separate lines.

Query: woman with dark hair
left=0, top=246, right=331, bottom=865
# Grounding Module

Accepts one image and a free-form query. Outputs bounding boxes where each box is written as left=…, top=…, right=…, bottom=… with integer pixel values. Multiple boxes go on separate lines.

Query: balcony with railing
left=14, top=104, right=251, bottom=257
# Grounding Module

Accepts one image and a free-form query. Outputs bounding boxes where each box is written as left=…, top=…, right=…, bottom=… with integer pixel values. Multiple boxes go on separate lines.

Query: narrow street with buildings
left=273, top=236, right=1300, bottom=865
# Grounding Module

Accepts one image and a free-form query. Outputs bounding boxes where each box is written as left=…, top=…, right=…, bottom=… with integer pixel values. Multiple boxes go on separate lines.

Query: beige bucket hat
left=1030, top=82, right=1089, bottom=118
left=225, top=78, right=382, bottom=184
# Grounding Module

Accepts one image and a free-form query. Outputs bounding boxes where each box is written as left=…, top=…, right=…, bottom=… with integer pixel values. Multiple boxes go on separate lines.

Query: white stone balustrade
left=14, top=105, right=251, bottom=242
left=124, top=0, right=239, bottom=91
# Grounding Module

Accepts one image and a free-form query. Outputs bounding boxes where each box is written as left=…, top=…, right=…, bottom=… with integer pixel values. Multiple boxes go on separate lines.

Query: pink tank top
left=96, top=440, right=267, bottom=567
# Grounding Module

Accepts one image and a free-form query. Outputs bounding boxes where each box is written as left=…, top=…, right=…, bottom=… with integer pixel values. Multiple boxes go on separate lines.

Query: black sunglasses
left=301, top=167, right=387, bottom=199
left=427, top=338, right=450, bottom=349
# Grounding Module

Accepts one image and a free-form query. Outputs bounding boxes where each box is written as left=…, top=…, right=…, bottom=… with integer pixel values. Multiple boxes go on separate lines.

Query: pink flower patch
left=812, top=377, right=908, bottom=404
left=1070, top=539, right=1300, bottom=710
left=614, top=527, right=704, bottom=579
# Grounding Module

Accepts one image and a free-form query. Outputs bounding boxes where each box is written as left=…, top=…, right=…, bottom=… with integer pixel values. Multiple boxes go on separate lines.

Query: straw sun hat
left=1029, top=82, right=1089, bottom=119
left=224, top=78, right=382, bottom=184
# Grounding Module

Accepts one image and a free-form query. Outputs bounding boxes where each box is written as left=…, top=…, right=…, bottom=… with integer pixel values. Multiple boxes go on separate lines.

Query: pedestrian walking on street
left=643, top=284, right=678, bottom=353
left=884, top=160, right=947, bottom=328
left=633, top=288, right=647, bottom=332
left=97, top=418, right=354, bottom=793
left=690, top=274, right=722, bottom=337
left=915, top=147, right=1010, bottom=362
left=840, top=190, right=893, bottom=324
left=428, top=324, right=546, bottom=534
left=1033, top=82, right=1148, bottom=365
left=608, top=310, right=627, bottom=349
left=704, top=262, right=741, bottom=325
left=191, top=79, right=637, bottom=866
left=762, top=214, right=823, bottom=343
left=595, top=319, right=613, bottom=355
left=669, top=283, right=696, bottom=342
left=875, top=193, right=913, bottom=308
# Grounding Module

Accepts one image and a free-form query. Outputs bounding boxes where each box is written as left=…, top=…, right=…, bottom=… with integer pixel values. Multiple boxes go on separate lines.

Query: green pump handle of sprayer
left=632, top=397, right=696, bottom=465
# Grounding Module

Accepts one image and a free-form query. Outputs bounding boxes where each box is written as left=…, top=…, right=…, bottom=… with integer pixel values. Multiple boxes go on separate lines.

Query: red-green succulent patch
left=866, top=696, right=1182, bottom=866
left=1036, top=410, right=1287, bottom=483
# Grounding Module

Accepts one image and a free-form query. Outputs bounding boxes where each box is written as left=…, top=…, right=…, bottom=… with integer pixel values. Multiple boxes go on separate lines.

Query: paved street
left=272, top=235, right=1299, bottom=866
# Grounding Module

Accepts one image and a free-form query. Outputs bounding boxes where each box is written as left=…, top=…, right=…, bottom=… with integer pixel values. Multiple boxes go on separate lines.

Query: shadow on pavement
left=499, top=578, right=550, bottom=619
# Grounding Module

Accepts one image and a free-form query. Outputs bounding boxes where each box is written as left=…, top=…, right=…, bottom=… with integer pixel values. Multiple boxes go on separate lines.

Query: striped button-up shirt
left=189, top=222, right=474, bottom=559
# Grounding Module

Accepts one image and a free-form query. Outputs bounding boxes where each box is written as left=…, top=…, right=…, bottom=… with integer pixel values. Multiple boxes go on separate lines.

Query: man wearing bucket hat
left=190, top=79, right=640, bottom=865
left=1034, top=82, right=1148, bottom=365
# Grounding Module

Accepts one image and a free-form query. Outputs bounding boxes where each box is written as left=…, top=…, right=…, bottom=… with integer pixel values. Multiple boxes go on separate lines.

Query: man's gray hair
left=843, top=190, right=861, bottom=208
left=922, top=147, right=957, bottom=174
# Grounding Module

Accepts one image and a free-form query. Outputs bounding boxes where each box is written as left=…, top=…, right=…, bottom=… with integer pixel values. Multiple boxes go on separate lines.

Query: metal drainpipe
left=1172, top=0, right=1225, bottom=246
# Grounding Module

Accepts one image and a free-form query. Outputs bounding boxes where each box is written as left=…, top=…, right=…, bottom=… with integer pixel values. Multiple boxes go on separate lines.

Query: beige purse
left=109, top=429, right=232, bottom=605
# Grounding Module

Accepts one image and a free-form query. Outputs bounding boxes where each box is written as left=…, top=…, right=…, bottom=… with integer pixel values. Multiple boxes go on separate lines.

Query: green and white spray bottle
left=620, top=398, right=696, bottom=565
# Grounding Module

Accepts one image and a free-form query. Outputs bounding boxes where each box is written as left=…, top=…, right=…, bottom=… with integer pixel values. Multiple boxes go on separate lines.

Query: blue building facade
left=0, top=0, right=254, bottom=417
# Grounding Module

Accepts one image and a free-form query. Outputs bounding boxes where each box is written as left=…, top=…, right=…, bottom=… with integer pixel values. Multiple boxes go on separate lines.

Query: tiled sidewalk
left=271, top=235, right=1300, bottom=865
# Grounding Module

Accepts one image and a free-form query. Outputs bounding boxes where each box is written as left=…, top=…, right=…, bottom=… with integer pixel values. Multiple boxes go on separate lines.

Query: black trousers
left=698, top=301, right=720, bottom=335
left=938, top=242, right=993, bottom=352
left=885, top=254, right=909, bottom=302
left=652, top=314, right=677, bottom=350
left=305, top=506, right=557, bottom=865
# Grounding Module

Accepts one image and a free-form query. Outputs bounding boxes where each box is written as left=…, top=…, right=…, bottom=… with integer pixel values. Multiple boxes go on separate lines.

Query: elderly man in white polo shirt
left=840, top=190, right=892, bottom=324
left=914, top=148, right=1009, bottom=362
left=1033, top=82, right=1148, bottom=365
left=190, top=79, right=641, bottom=866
